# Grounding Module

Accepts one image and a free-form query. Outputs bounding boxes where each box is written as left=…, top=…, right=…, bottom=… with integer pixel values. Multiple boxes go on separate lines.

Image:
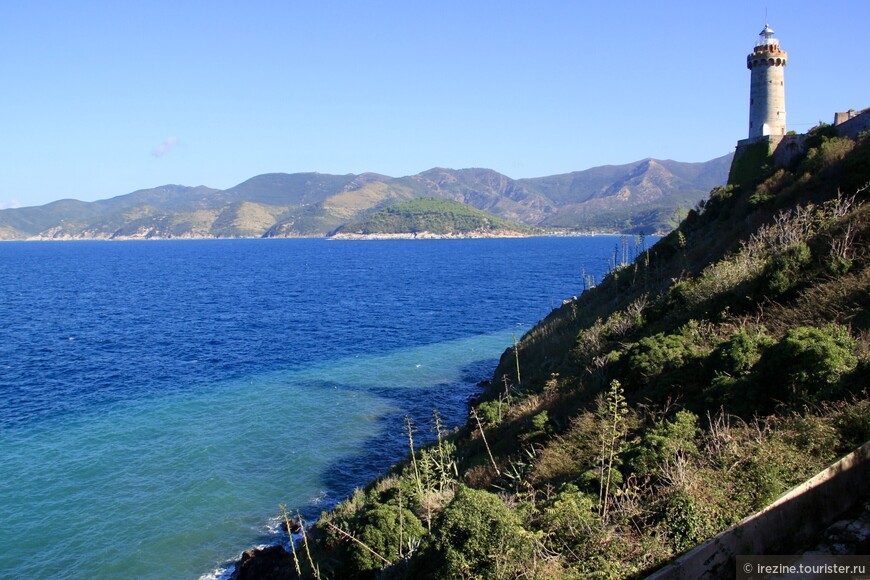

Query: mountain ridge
left=0, top=154, right=732, bottom=240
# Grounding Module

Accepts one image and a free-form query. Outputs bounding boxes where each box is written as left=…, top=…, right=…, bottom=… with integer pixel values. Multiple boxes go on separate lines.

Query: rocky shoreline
left=8, top=229, right=628, bottom=242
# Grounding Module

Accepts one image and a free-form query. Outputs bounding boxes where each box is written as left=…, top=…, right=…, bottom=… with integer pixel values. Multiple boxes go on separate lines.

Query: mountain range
left=0, top=154, right=733, bottom=240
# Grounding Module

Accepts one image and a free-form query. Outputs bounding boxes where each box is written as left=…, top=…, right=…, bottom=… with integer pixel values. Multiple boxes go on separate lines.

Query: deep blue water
left=0, top=237, right=629, bottom=578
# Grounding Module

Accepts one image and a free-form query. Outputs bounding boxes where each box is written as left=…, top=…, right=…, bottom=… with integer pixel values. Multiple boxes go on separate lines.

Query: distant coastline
left=328, top=229, right=583, bottom=240
left=3, top=230, right=647, bottom=242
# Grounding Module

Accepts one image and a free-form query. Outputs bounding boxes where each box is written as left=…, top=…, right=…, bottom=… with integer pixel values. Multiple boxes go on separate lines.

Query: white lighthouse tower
left=747, top=24, right=788, bottom=140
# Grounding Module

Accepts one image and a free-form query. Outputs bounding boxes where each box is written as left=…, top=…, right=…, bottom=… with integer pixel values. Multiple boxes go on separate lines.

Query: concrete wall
left=835, top=109, right=870, bottom=140
left=646, top=441, right=870, bottom=579
left=771, top=134, right=806, bottom=168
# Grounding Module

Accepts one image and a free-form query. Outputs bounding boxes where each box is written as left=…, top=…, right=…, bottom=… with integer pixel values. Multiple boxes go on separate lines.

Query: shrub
left=728, top=427, right=831, bottom=511
left=476, top=400, right=503, bottom=426
left=631, top=410, right=700, bottom=478
left=578, top=464, right=623, bottom=493
left=531, top=412, right=600, bottom=484
left=750, top=168, right=794, bottom=206
left=625, top=333, right=693, bottom=386
left=697, top=185, right=735, bottom=223
left=705, top=372, right=745, bottom=410
left=706, top=329, right=774, bottom=411
left=778, top=414, right=840, bottom=464
left=802, top=123, right=840, bottom=151
left=669, top=253, right=766, bottom=315
left=531, top=410, right=550, bottom=434
left=664, top=489, right=713, bottom=553
left=840, top=131, right=870, bottom=193
left=713, top=328, right=772, bottom=376
left=349, top=503, right=425, bottom=573
left=829, top=397, right=870, bottom=450
left=729, top=140, right=772, bottom=189
left=801, top=137, right=856, bottom=176
left=758, top=325, right=858, bottom=405
left=434, top=486, right=533, bottom=579
left=538, top=485, right=599, bottom=550
left=763, top=241, right=812, bottom=296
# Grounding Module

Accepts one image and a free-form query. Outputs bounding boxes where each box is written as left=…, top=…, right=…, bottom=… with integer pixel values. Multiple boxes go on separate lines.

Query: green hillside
left=330, top=198, right=537, bottom=236
left=242, top=127, right=870, bottom=578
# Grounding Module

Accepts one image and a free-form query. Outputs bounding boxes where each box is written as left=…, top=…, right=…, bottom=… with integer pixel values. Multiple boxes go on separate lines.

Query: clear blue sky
left=1, top=0, right=867, bottom=208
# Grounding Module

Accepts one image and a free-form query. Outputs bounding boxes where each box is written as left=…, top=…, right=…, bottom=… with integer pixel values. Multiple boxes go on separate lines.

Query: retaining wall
left=646, top=440, right=870, bottom=579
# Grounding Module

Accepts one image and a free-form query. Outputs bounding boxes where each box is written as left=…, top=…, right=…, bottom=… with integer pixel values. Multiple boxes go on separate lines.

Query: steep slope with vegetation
left=245, top=126, right=870, bottom=579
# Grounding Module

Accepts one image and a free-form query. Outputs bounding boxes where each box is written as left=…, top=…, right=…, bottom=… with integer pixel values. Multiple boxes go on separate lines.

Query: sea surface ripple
left=0, top=237, right=629, bottom=578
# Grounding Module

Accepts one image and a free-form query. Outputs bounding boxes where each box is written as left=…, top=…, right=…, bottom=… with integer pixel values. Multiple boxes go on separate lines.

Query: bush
left=758, top=325, right=858, bottom=405
left=671, top=254, right=766, bottom=316
left=349, top=503, right=426, bottom=573
left=696, top=184, right=736, bottom=224
left=727, top=429, right=828, bottom=512
left=631, top=410, right=700, bottom=477
left=531, top=412, right=600, bottom=484
left=800, top=137, right=855, bottom=176
left=705, top=329, right=775, bottom=412
left=802, top=123, right=840, bottom=151
left=626, top=333, right=692, bottom=382
left=531, top=410, right=550, bottom=434
left=750, top=168, right=794, bottom=206
left=476, top=400, right=503, bottom=426
left=841, top=131, right=870, bottom=193
left=713, top=328, right=773, bottom=376
left=664, top=489, right=713, bottom=553
left=434, top=486, right=533, bottom=579
left=729, top=141, right=773, bottom=189
left=830, top=397, right=870, bottom=450
left=538, top=485, right=599, bottom=551
left=764, top=242, right=812, bottom=296
left=779, top=414, right=840, bottom=464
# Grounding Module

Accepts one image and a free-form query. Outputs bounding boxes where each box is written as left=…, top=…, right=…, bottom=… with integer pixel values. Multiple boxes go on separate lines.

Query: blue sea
left=0, top=236, right=632, bottom=578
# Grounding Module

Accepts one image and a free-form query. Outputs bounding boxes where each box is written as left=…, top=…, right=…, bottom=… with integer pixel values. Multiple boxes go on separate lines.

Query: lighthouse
left=747, top=24, right=788, bottom=140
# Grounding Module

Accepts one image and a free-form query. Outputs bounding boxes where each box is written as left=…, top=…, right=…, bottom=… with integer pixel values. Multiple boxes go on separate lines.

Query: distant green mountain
left=330, top=198, right=537, bottom=237
left=0, top=155, right=732, bottom=239
left=218, top=172, right=391, bottom=207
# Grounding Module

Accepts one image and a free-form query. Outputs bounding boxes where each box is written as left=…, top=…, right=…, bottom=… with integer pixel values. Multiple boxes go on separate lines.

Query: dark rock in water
left=282, top=518, right=301, bottom=535
left=231, top=545, right=295, bottom=580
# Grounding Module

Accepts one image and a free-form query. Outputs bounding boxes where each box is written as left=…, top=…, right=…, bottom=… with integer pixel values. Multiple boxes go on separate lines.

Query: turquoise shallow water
left=2, top=331, right=516, bottom=578
left=0, top=237, right=632, bottom=578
